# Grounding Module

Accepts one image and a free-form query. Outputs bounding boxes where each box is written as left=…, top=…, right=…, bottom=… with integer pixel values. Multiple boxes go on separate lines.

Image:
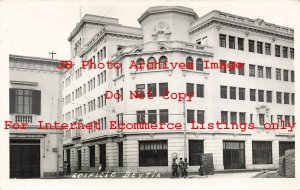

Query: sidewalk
left=46, top=171, right=260, bottom=179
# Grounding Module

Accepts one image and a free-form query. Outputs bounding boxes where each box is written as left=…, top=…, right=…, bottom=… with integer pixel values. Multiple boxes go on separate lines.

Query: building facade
left=9, top=55, right=64, bottom=178
left=62, top=6, right=295, bottom=173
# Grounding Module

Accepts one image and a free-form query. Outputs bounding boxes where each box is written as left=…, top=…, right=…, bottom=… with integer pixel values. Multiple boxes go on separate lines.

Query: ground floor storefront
left=63, top=132, right=295, bottom=173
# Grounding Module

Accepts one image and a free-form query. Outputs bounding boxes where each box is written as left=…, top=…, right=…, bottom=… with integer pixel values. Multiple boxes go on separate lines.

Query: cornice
left=190, top=17, right=294, bottom=41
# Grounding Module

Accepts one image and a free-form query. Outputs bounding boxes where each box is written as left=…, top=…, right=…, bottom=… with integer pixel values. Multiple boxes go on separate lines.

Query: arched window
left=186, top=56, right=194, bottom=70
left=147, top=57, right=156, bottom=70
left=196, top=58, right=203, bottom=71
left=159, top=56, right=168, bottom=69
left=136, top=58, right=145, bottom=71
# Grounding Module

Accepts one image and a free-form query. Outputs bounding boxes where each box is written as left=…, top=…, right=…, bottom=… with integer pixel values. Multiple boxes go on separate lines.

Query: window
left=276, top=69, right=281, bottom=80
left=250, top=89, right=256, bottom=101
left=265, top=43, right=271, bottom=55
left=275, top=45, right=280, bottom=57
left=189, top=140, right=204, bottom=166
left=197, top=84, right=204, bottom=98
left=159, top=83, right=168, bottom=96
left=196, top=58, right=203, bottom=71
left=118, top=142, right=123, bottom=167
left=238, top=63, right=244, bottom=75
left=284, top=115, right=290, bottom=127
left=229, top=61, right=236, bottom=74
left=258, top=90, right=264, bottom=102
left=186, top=83, right=194, bottom=97
left=103, top=47, right=106, bottom=58
left=220, top=86, right=227, bottom=99
left=283, top=47, right=288, bottom=58
left=136, top=58, right=145, bottom=71
left=221, top=111, right=228, bottom=123
left=230, top=112, right=237, bottom=124
left=137, top=111, right=145, bottom=123
left=139, top=140, right=168, bottom=166
left=148, top=110, right=157, bottom=123
left=290, top=48, right=294, bottom=59
left=239, top=88, right=245, bottom=100
left=159, top=109, right=168, bottom=123
left=117, top=113, right=123, bottom=125
left=197, top=110, right=205, bottom=124
left=187, top=109, right=195, bottom=123
left=9, top=89, right=41, bottom=115
left=158, top=56, right=168, bottom=69
left=257, top=41, right=263, bottom=54
left=249, top=64, right=255, bottom=77
left=277, top=115, right=283, bottom=127
left=291, top=71, right=294, bottom=82
left=249, top=40, right=255, bottom=52
left=284, top=93, right=289, bottom=104
left=283, top=70, right=289, bottom=81
left=279, top=142, right=295, bottom=157
left=220, top=60, right=227, bottom=73
left=267, top=91, right=272, bottom=103
left=238, top=38, right=244, bottom=50
left=276, top=92, right=282, bottom=104
left=147, top=83, right=157, bottom=97
left=229, top=36, right=235, bottom=49
left=252, top=142, right=273, bottom=164
left=219, top=34, right=226, bottom=47
left=266, top=67, right=272, bottom=79
left=147, top=57, right=156, bottom=70
left=291, top=93, right=295, bottom=105
left=257, top=66, right=263, bottom=78
left=136, top=84, right=145, bottom=94
left=89, top=146, right=95, bottom=167
left=239, top=112, right=246, bottom=123
left=259, top=114, right=265, bottom=126
left=230, top=87, right=236, bottom=100
left=120, top=88, right=123, bottom=101
left=186, top=57, right=194, bottom=70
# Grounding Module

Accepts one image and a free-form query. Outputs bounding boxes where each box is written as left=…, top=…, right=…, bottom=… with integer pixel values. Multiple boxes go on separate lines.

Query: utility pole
left=183, top=98, right=187, bottom=159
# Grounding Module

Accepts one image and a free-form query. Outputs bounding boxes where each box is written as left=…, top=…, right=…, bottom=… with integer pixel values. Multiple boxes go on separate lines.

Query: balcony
left=11, top=114, right=36, bottom=124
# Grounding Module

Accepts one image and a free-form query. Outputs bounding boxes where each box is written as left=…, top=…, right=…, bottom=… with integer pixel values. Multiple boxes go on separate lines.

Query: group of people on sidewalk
left=172, top=158, right=189, bottom=178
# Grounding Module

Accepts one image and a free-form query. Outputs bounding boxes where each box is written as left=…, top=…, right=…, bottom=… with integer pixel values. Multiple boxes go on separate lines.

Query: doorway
left=77, top=150, right=81, bottom=171
left=99, top=144, right=106, bottom=171
left=10, top=139, right=40, bottom=178
left=223, top=141, right=245, bottom=169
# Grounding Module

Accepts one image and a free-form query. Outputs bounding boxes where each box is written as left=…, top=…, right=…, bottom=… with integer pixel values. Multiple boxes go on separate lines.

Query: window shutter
left=32, top=90, right=41, bottom=115
left=9, top=88, right=16, bottom=114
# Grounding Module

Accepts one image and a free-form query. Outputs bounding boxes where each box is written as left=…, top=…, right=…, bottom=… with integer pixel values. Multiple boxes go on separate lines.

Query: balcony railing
left=14, top=114, right=34, bottom=124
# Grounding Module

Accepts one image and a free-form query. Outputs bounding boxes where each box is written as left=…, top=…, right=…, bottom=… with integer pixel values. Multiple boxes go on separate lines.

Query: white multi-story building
left=9, top=55, right=64, bottom=178
left=62, top=6, right=295, bottom=173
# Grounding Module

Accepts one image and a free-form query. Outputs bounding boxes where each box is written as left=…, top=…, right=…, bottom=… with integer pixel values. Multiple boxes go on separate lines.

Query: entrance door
left=99, top=144, right=106, bottom=171
left=77, top=150, right=81, bottom=171
left=10, top=139, right=40, bottom=178
left=66, top=149, right=71, bottom=174
left=223, top=141, right=245, bottom=169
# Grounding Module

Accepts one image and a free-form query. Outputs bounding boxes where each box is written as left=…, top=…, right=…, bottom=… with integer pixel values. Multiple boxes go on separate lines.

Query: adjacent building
left=62, top=6, right=295, bottom=173
left=9, top=55, right=63, bottom=178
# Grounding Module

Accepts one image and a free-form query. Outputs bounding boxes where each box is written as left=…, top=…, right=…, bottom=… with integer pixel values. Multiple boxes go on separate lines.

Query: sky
left=1, top=0, right=299, bottom=60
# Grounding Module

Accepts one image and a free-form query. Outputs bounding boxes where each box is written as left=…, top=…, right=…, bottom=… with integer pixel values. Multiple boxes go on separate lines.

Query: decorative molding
left=10, top=80, right=38, bottom=86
